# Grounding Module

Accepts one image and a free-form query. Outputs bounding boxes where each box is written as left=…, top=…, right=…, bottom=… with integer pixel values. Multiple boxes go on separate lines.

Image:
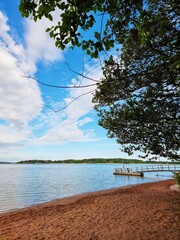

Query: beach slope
left=0, top=180, right=179, bottom=240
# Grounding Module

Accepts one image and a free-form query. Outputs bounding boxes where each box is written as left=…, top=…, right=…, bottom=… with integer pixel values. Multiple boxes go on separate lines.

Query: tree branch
left=21, top=75, right=97, bottom=88
left=65, top=62, right=101, bottom=83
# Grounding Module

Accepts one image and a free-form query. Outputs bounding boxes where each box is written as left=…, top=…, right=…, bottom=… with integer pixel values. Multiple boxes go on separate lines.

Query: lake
left=0, top=163, right=173, bottom=213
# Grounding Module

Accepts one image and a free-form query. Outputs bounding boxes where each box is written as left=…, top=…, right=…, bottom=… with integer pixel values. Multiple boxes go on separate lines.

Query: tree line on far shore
left=17, top=159, right=179, bottom=164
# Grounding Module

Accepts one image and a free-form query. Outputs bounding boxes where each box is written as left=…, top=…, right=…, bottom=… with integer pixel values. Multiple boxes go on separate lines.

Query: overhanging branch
left=21, top=75, right=97, bottom=88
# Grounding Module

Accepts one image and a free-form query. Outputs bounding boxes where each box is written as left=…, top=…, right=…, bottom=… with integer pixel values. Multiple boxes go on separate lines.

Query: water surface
left=0, top=163, right=173, bottom=213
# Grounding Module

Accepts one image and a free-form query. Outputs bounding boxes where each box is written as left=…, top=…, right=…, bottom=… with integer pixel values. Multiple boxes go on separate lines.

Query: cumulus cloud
left=0, top=10, right=63, bottom=151
left=0, top=9, right=103, bottom=158
left=0, top=48, right=42, bottom=124
left=24, top=15, right=63, bottom=69
left=0, top=12, right=43, bottom=127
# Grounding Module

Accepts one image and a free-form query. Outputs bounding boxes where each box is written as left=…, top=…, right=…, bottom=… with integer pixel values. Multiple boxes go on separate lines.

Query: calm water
left=0, top=163, right=173, bottom=213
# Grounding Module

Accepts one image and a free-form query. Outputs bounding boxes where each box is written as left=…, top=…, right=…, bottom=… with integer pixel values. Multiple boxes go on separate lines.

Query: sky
left=0, top=0, right=142, bottom=162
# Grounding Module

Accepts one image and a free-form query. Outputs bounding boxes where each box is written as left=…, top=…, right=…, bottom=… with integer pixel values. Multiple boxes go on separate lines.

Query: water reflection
left=0, top=163, right=172, bottom=213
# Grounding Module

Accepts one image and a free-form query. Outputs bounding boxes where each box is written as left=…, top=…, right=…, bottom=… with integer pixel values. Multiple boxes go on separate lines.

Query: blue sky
left=0, top=0, right=142, bottom=162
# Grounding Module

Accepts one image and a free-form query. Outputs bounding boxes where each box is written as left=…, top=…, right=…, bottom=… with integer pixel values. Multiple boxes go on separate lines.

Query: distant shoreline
left=16, top=158, right=180, bottom=164
left=0, top=162, right=13, bottom=164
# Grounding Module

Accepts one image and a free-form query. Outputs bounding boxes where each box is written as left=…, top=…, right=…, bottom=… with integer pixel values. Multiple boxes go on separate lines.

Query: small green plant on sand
left=174, top=172, right=180, bottom=186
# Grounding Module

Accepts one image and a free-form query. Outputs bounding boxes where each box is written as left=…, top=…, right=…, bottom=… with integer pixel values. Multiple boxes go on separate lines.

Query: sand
left=0, top=180, right=179, bottom=240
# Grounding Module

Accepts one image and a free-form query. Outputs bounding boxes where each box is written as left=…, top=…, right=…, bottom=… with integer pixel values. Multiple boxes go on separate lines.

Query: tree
left=19, top=0, right=180, bottom=160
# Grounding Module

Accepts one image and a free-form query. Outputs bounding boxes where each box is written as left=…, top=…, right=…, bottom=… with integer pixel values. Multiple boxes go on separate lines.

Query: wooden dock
left=113, top=169, right=144, bottom=177
left=113, top=165, right=180, bottom=177
left=113, top=167, right=144, bottom=177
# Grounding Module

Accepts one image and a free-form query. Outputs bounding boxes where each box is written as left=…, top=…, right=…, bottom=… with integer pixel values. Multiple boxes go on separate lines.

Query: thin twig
left=21, top=75, right=97, bottom=88
left=44, top=90, right=95, bottom=113
left=65, top=62, right=101, bottom=83
left=100, top=11, right=105, bottom=39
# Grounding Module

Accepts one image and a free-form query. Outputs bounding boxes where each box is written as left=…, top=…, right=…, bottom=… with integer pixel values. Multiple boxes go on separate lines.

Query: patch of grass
left=174, top=172, right=180, bottom=186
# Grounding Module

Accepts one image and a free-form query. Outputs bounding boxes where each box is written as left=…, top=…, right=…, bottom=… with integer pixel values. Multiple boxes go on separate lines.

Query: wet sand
left=0, top=180, right=179, bottom=240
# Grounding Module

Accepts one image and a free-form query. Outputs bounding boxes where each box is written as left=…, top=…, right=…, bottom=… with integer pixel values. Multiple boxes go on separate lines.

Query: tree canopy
left=19, top=0, right=180, bottom=160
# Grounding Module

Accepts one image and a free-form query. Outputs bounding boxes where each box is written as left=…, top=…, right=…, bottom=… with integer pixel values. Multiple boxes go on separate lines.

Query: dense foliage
left=19, top=0, right=180, bottom=160
left=93, top=1, right=180, bottom=160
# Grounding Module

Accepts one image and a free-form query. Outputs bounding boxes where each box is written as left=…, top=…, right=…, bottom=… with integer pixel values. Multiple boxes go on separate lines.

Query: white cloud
left=0, top=10, right=64, bottom=155
left=0, top=47, right=42, bottom=124
left=33, top=118, right=95, bottom=145
left=25, top=15, right=63, bottom=67
left=0, top=12, right=43, bottom=127
left=0, top=124, right=30, bottom=145
left=0, top=9, right=103, bottom=159
left=29, top=63, right=102, bottom=145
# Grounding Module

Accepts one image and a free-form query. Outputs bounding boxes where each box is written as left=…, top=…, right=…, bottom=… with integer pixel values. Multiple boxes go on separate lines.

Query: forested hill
left=18, top=158, right=141, bottom=164
left=17, top=159, right=178, bottom=164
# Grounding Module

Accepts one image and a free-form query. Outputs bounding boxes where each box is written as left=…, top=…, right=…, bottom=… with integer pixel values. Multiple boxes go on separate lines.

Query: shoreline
left=0, top=179, right=169, bottom=216
left=0, top=179, right=179, bottom=240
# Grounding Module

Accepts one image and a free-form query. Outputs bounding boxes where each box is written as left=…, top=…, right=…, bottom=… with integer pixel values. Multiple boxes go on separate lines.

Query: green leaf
left=48, top=14, right=53, bottom=21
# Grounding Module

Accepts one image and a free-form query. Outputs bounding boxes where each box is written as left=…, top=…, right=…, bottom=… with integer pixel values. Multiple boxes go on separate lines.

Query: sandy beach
left=0, top=179, right=179, bottom=240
